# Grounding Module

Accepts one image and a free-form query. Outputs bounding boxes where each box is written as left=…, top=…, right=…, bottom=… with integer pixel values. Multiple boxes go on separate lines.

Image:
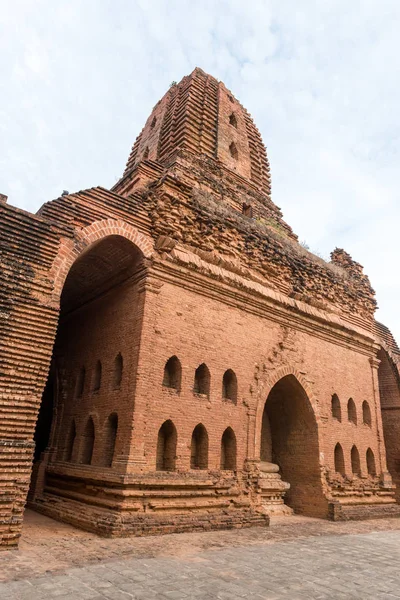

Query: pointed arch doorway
left=28, top=232, right=145, bottom=509
left=260, top=374, right=326, bottom=517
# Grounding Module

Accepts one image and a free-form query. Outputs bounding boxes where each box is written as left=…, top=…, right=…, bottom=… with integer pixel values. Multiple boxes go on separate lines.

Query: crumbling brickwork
left=1, top=68, right=400, bottom=548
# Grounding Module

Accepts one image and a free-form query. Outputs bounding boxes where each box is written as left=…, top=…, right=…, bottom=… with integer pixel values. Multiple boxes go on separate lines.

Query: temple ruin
left=2, top=68, right=400, bottom=548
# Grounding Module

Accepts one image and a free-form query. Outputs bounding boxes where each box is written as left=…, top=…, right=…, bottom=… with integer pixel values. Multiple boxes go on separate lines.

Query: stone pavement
left=2, top=511, right=400, bottom=599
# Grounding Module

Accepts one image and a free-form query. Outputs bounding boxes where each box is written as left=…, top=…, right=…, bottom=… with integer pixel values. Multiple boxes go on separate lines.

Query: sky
left=1, top=0, right=399, bottom=341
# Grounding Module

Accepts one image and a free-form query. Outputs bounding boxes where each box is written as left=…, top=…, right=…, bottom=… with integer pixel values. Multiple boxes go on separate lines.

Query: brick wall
left=51, top=273, right=145, bottom=472
left=0, top=202, right=60, bottom=547
left=378, top=348, right=400, bottom=500
left=2, top=67, right=400, bottom=546
left=131, top=274, right=385, bottom=497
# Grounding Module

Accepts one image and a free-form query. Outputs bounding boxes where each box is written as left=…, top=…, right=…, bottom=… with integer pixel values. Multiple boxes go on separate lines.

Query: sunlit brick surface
left=1, top=69, right=400, bottom=549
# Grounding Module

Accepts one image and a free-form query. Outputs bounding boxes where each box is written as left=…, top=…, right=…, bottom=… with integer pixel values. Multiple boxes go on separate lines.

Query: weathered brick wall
left=381, top=409, right=400, bottom=497
left=51, top=274, right=145, bottom=471
left=130, top=268, right=385, bottom=511
left=0, top=189, right=155, bottom=546
left=378, top=348, right=400, bottom=409
left=0, top=202, right=60, bottom=547
left=137, top=180, right=376, bottom=331
left=119, top=68, right=274, bottom=224
left=2, top=67, right=400, bottom=546
left=0, top=192, right=395, bottom=545
left=378, top=347, right=400, bottom=500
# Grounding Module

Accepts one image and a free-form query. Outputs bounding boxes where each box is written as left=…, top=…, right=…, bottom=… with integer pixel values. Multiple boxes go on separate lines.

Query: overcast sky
left=1, top=0, right=399, bottom=341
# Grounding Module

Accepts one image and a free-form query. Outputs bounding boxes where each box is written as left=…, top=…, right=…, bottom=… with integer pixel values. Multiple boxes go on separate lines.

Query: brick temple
left=2, top=68, right=400, bottom=549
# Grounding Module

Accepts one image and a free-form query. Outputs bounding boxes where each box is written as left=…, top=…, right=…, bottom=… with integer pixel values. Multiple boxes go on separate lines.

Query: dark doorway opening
left=260, top=375, right=326, bottom=517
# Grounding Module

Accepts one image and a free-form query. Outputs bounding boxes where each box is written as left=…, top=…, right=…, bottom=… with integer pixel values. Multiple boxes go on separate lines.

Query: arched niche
left=351, top=445, right=361, bottom=476
left=334, top=443, right=345, bottom=475
left=163, top=356, right=182, bottom=391
left=156, top=420, right=177, bottom=471
left=190, top=424, right=209, bottom=470
left=194, top=363, right=211, bottom=397
left=221, top=427, right=237, bottom=470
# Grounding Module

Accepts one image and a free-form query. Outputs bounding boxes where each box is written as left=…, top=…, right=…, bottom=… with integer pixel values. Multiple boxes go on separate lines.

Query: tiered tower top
left=123, top=67, right=271, bottom=199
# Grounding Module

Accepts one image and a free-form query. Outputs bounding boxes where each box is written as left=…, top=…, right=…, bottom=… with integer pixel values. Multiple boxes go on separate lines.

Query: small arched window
left=220, top=427, right=237, bottom=470
left=156, top=420, right=177, bottom=471
left=347, top=398, right=357, bottom=425
left=150, top=116, right=157, bottom=128
left=143, top=146, right=149, bottom=160
left=80, top=417, right=95, bottom=465
left=229, top=142, right=238, bottom=160
left=366, top=448, right=376, bottom=476
left=331, top=394, right=341, bottom=421
left=362, top=401, right=372, bottom=426
left=334, top=443, right=345, bottom=475
left=229, top=113, right=237, bottom=128
left=222, top=369, right=237, bottom=403
left=113, top=353, right=123, bottom=389
left=193, top=363, right=211, bottom=397
left=102, top=413, right=118, bottom=467
left=351, top=445, right=361, bottom=476
left=242, top=202, right=253, bottom=218
left=76, top=367, right=86, bottom=398
left=162, top=356, right=182, bottom=391
left=190, top=424, right=208, bottom=469
left=93, top=360, right=102, bottom=391
left=65, top=420, right=76, bottom=462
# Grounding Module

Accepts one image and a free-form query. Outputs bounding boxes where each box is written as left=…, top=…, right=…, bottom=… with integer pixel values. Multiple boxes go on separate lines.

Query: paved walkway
left=2, top=511, right=400, bottom=598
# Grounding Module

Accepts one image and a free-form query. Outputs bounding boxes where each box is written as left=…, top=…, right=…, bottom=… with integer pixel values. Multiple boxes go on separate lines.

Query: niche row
left=75, top=353, right=123, bottom=398
left=163, top=356, right=238, bottom=403
left=334, top=443, right=377, bottom=477
left=157, top=421, right=237, bottom=471
left=64, top=413, right=118, bottom=467
left=331, top=394, right=372, bottom=426
left=63, top=417, right=237, bottom=472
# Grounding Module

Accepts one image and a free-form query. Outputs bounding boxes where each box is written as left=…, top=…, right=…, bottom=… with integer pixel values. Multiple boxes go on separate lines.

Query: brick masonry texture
left=1, top=67, right=400, bottom=549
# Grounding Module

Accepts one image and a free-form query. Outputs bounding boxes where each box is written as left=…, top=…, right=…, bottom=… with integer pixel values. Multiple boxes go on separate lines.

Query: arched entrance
left=378, top=347, right=400, bottom=501
left=28, top=232, right=146, bottom=505
left=260, top=374, right=325, bottom=517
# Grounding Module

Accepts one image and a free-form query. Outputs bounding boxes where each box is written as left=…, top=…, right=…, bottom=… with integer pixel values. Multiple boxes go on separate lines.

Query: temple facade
left=2, top=68, right=400, bottom=548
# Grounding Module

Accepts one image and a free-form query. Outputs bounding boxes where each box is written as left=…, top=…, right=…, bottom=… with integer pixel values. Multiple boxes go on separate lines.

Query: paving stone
left=5, top=518, right=400, bottom=599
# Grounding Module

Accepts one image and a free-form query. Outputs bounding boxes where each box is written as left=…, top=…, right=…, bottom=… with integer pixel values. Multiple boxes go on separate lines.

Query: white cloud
left=0, top=0, right=399, bottom=340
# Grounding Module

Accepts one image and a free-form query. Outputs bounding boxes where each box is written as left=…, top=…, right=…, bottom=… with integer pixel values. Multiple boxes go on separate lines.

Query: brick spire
left=123, top=68, right=271, bottom=199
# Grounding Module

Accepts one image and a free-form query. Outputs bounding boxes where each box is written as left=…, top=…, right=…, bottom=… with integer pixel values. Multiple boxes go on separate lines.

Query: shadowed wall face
left=31, top=235, right=144, bottom=479
left=379, top=349, right=400, bottom=501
